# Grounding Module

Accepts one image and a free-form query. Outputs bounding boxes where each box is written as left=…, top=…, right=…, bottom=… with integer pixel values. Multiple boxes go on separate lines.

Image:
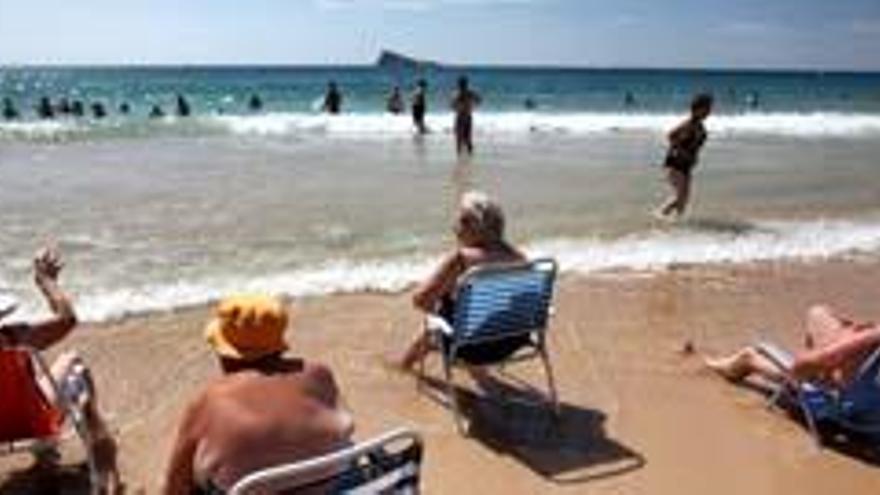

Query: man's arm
left=1, top=248, right=77, bottom=351
left=163, top=397, right=206, bottom=495
left=306, top=363, right=355, bottom=437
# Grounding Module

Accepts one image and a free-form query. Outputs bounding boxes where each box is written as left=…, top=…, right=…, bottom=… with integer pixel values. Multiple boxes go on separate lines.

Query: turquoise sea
left=2, top=66, right=880, bottom=321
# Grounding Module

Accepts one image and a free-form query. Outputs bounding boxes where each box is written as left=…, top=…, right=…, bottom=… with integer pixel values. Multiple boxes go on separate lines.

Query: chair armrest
left=425, top=314, right=455, bottom=336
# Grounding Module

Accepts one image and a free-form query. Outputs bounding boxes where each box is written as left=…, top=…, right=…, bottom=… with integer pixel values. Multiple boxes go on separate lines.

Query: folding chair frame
left=0, top=346, right=100, bottom=493
left=766, top=345, right=880, bottom=448
left=229, top=428, right=423, bottom=495
left=417, top=258, right=560, bottom=434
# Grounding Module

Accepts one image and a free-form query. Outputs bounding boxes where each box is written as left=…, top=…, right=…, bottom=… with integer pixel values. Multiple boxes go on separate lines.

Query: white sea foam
left=0, top=120, right=83, bottom=139
left=6, top=216, right=873, bottom=323
left=5, top=111, right=880, bottom=142
left=211, top=111, right=880, bottom=139
left=531, top=218, right=880, bottom=274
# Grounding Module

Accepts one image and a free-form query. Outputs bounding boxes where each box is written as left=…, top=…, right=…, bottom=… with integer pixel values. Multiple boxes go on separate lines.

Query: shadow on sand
left=0, top=463, right=91, bottom=495
left=419, top=373, right=645, bottom=485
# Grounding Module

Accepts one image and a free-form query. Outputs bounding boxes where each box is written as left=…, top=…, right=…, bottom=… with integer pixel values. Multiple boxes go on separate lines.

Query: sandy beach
left=2, top=257, right=879, bottom=494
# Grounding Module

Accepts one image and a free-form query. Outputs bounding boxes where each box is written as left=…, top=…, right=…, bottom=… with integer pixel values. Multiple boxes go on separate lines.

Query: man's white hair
left=458, top=191, right=505, bottom=243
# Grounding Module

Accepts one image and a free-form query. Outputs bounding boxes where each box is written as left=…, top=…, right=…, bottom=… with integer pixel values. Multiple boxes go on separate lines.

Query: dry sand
left=2, top=259, right=880, bottom=494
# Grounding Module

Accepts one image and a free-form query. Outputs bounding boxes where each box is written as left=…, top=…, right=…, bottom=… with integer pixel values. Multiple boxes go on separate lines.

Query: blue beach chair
left=759, top=341, right=880, bottom=446
left=418, top=258, right=559, bottom=433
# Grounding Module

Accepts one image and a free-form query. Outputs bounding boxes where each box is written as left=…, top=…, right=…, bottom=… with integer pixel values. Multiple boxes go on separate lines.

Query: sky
left=1, top=0, right=879, bottom=70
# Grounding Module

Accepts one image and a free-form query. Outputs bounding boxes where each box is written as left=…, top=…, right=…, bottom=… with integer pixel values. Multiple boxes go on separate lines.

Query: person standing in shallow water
left=322, top=81, right=342, bottom=115
left=411, top=78, right=428, bottom=134
left=451, top=76, right=481, bottom=155
left=655, top=93, right=713, bottom=219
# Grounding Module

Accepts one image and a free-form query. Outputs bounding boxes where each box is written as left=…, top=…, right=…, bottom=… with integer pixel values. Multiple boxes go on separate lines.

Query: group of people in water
left=2, top=75, right=484, bottom=155
left=3, top=187, right=880, bottom=494
left=1, top=93, right=265, bottom=122
left=321, top=76, right=477, bottom=153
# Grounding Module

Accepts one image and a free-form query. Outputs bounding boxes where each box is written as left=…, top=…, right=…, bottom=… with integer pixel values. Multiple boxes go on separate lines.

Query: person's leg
left=675, top=172, right=692, bottom=215
left=454, top=116, right=465, bottom=155
left=49, top=352, right=121, bottom=494
left=659, top=168, right=688, bottom=217
left=397, top=333, right=434, bottom=371
left=804, top=304, right=848, bottom=349
left=704, top=346, right=788, bottom=383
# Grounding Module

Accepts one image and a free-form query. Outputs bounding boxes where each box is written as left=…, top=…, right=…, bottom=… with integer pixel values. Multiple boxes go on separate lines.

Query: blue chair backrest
left=451, top=258, right=557, bottom=343
left=841, top=346, right=880, bottom=416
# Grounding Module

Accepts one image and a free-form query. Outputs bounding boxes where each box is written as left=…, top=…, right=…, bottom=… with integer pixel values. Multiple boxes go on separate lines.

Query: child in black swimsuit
left=656, top=93, right=713, bottom=218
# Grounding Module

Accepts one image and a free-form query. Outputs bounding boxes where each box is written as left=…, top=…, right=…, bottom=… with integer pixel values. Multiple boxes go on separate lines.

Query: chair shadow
left=419, top=374, right=646, bottom=485
left=0, top=462, right=90, bottom=495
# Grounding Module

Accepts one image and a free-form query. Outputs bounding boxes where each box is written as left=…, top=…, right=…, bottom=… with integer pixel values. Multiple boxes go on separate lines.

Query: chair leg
left=799, top=399, right=824, bottom=449
left=766, top=384, right=785, bottom=411
left=443, top=358, right=467, bottom=435
left=539, top=343, right=560, bottom=417
left=416, top=349, right=427, bottom=392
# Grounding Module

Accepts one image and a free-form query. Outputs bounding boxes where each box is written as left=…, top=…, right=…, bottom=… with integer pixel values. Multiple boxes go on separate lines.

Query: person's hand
left=34, top=246, right=63, bottom=285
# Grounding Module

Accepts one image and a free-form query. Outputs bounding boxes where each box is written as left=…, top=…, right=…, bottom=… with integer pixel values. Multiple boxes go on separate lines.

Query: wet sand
left=2, top=258, right=880, bottom=494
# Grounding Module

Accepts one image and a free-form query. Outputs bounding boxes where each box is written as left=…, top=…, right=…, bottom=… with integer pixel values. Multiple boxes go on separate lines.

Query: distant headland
left=375, top=50, right=440, bottom=69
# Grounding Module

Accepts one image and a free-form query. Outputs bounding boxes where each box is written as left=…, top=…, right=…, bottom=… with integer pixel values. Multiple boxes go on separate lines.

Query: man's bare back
left=165, top=353, right=353, bottom=494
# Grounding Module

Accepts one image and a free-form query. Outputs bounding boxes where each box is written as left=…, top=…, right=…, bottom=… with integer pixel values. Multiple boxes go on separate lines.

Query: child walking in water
left=656, top=93, right=713, bottom=218
left=451, top=76, right=481, bottom=156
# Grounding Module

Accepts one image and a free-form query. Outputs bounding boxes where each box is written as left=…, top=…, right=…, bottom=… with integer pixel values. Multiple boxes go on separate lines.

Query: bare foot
left=380, top=354, right=414, bottom=376
left=702, top=355, right=748, bottom=382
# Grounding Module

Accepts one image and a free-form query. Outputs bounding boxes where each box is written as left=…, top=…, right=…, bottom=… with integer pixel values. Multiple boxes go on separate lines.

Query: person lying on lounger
left=395, top=191, right=528, bottom=371
left=704, top=304, right=880, bottom=388
left=0, top=247, right=120, bottom=494
left=162, top=294, right=354, bottom=495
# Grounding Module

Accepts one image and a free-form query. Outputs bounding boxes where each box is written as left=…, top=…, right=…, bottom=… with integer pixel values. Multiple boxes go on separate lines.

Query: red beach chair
left=0, top=347, right=100, bottom=490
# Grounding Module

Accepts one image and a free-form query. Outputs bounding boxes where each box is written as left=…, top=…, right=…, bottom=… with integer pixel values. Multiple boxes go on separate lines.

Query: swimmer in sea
left=2, top=98, right=19, bottom=120
left=655, top=93, right=713, bottom=219
left=57, top=98, right=71, bottom=115
left=37, top=97, right=54, bottom=119
left=387, top=85, right=404, bottom=114
left=248, top=94, right=263, bottom=112
left=91, top=102, right=107, bottom=119
left=451, top=76, right=481, bottom=155
left=176, top=94, right=191, bottom=117
left=71, top=100, right=85, bottom=117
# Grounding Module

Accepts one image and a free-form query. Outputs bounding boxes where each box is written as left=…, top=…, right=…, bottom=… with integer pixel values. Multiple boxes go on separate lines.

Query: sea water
left=1, top=66, right=879, bottom=321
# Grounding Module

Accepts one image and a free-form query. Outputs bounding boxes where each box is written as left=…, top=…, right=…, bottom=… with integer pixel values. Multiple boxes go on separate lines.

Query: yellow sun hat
left=204, top=294, right=289, bottom=360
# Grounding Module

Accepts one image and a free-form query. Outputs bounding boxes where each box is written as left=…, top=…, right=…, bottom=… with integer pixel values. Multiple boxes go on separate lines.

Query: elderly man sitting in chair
left=163, top=294, right=354, bottom=495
